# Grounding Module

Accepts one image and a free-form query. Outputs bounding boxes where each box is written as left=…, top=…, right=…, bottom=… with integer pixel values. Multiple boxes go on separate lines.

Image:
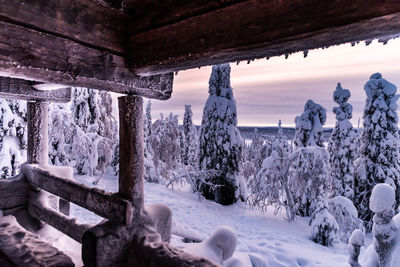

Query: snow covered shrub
left=49, top=88, right=116, bottom=176
left=328, top=196, right=365, bottom=243
left=183, top=104, right=198, bottom=169
left=293, top=100, right=326, bottom=148
left=354, top=73, right=400, bottom=231
left=328, top=83, right=358, bottom=200
left=0, top=99, right=27, bottom=178
left=370, top=183, right=397, bottom=267
left=347, top=229, right=364, bottom=267
left=310, top=195, right=339, bottom=246
left=198, top=64, right=245, bottom=205
left=150, top=113, right=182, bottom=181
left=248, top=131, right=294, bottom=220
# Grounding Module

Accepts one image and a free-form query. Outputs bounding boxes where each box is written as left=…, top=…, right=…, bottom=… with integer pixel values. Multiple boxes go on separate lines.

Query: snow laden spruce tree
left=183, top=104, right=198, bottom=169
left=142, top=100, right=158, bottom=183
left=198, top=63, right=245, bottom=205
left=354, top=73, right=400, bottom=231
left=328, top=83, right=358, bottom=200
left=49, top=88, right=117, bottom=176
left=0, top=99, right=27, bottom=178
left=289, top=100, right=332, bottom=216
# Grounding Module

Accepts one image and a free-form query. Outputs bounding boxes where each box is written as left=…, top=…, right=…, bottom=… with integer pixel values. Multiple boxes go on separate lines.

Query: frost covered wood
left=27, top=101, right=48, bottom=166
left=22, top=164, right=133, bottom=225
left=0, top=173, right=28, bottom=210
left=0, top=215, right=74, bottom=267
left=354, top=73, right=400, bottom=231
left=0, top=77, right=71, bottom=103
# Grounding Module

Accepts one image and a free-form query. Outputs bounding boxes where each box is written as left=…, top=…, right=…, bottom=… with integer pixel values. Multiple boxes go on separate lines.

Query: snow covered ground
left=49, top=174, right=398, bottom=267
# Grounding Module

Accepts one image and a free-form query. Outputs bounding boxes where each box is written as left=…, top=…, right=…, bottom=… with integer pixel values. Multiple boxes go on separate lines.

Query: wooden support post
left=118, top=95, right=144, bottom=212
left=27, top=101, right=70, bottom=215
left=27, top=101, right=48, bottom=165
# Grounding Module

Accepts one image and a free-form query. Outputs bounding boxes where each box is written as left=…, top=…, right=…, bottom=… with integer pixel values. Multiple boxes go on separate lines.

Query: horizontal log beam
left=0, top=0, right=129, bottom=55
left=22, top=164, right=133, bottom=225
left=0, top=77, right=71, bottom=102
left=129, top=0, right=400, bottom=74
left=124, top=0, right=245, bottom=33
left=29, top=191, right=92, bottom=243
left=0, top=174, right=29, bottom=210
left=0, top=20, right=173, bottom=99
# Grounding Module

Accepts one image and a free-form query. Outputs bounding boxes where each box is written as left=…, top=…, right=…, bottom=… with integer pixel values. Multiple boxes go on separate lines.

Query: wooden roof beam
left=0, top=0, right=173, bottom=99
left=0, top=77, right=71, bottom=103
left=129, top=0, right=400, bottom=75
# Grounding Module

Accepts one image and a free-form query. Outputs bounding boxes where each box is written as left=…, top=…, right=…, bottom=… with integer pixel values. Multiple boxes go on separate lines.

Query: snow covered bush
left=289, top=100, right=331, bottom=216
left=347, top=229, right=364, bottom=267
left=293, top=100, right=326, bottom=148
left=370, top=183, right=397, bottom=267
left=328, top=83, right=358, bottom=200
left=198, top=64, right=245, bottom=205
left=248, top=130, right=294, bottom=220
left=354, top=73, right=400, bottom=231
left=310, top=195, right=339, bottom=246
left=328, top=196, right=365, bottom=243
left=0, top=99, right=27, bottom=178
left=49, top=88, right=116, bottom=176
left=183, top=104, right=198, bottom=169
left=150, top=113, right=182, bottom=182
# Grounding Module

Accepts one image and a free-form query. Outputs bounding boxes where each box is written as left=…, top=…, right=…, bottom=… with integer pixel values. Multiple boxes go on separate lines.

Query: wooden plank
left=29, top=191, right=92, bottom=243
left=0, top=20, right=173, bottom=99
left=0, top=174, right=29, bottom=210
left=129, top=0, right=400, bottom=74
left=0, top=77, right=71, bottom=103
left=124, top=0, right=246, bottom=33
left=22, top=164, right=133, bottom=225
left=0, top=0, right=129, bottom=55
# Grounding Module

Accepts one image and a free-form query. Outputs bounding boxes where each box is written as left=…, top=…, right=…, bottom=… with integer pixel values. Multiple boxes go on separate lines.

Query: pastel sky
left=148, top=39, right=400, bottom=127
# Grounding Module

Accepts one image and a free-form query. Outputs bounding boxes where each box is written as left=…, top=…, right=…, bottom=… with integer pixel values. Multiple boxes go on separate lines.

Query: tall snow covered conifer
left=183, top=105, right=198, bottom=169
left=198, top=64, right=244, bottom=205
left=328, top=83, right=358, bottom=200
left=0, top=99, right=27, bottom=178
left=354, top=73, right=400, bottom=231
left=289, top=100, right=331, bottom=216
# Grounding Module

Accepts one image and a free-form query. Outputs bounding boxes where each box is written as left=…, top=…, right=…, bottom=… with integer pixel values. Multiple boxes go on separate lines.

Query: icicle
left=265, top=56, right=270, bottom=60
left=174, top=71, right=179, bottom=76
left=284, top=54, right=289, bottom=59
left=236, top=61, right=240, bottom=65
left=365, top=40, right=372, bottom=46
left=350, top=42, right=356, bottom=47
left=247, top=60, right=251, bottom=64
left=303, top=50, right=309, bottom=58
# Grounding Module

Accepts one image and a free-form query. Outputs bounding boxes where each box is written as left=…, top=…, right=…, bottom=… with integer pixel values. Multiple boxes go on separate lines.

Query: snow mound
left=182, top=225, right=237, bottom=264
left=369, top=183, right=395, bottom=212
left=348, top=229, right=364, bottom=246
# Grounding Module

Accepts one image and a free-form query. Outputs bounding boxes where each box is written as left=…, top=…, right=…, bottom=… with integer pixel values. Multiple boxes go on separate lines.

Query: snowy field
left=34, top=174, right=391, bottom=267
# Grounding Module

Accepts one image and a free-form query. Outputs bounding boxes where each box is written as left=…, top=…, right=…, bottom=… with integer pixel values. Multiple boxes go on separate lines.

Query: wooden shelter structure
left=0, top=0, right=399, bottom=266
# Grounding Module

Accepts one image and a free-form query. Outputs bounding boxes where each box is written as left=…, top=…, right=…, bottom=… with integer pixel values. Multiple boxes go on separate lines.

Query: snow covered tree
left=354, top=73, right=400, bottom=231
left=144, top=100, right=152, bottom=151
left=0, top=99, right=27, bottom=178
left=248, top=133, right=294, bottom=220
left=370, top=183, right=397, bottom=267
left=347, top=229, right=364, bottom=267
left=289, top=100, right=331, bottom=216
left=293, top=100, right=326, bottom=148
left=328, top=83, right=358, bottom=200
left=198, top=63, right=245, bottom=205
left=328, top=196, right=365, bottom=243
left=310, top=194, right=339, bottom=247
left=243, top=128, right=265, bottom=181
left=150, top=113, right=181, bottom=181
left=183, top=104, right=198, bottom=169
left=49, top=88, right=116, bottom=176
